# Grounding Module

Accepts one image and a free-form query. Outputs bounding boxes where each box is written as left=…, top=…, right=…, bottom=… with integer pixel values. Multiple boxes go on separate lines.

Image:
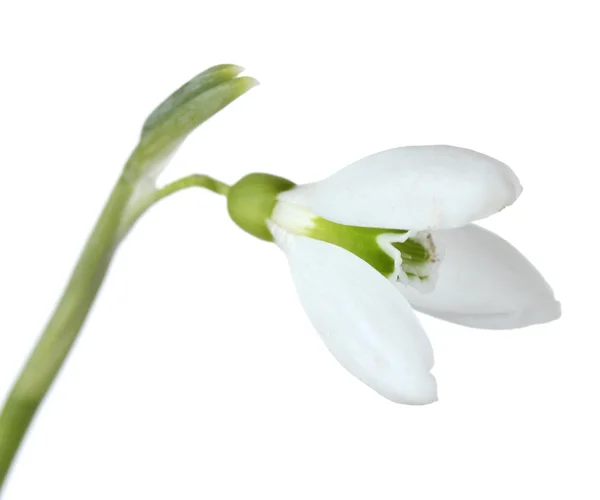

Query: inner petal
left=378, top=231, right=441, bottom=292
left=270, top=201, right=440, bottom=291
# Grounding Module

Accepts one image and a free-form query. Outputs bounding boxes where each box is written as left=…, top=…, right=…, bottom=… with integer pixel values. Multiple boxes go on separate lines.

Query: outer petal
left=399, top=224, right=561, bottom=329
left=270, top=224, right=437, bottom=404
left=278, top=145, right=522, bottom=230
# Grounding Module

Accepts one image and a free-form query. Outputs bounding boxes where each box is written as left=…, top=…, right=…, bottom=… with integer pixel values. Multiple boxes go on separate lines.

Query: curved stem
left=0, top=171, right=135, bottom=491
left=0, top=62, right=255, bottom=495
left=118, top=174, right=229, bottom=238
left=0, top=172, right=229, bottom=493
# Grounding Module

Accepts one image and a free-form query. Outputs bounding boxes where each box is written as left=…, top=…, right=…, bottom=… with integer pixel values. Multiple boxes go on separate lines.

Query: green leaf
left=129, top=70, right=259, bottom=181
left=141, top=64, right=245, bottom=136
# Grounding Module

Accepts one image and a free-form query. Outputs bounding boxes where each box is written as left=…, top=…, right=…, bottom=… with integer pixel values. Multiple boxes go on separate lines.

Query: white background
left=0, top=1, right=598, bottom=499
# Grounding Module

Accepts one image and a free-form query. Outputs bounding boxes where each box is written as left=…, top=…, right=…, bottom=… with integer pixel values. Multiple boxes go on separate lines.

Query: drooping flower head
left=226, top=145, right=560, bottom=404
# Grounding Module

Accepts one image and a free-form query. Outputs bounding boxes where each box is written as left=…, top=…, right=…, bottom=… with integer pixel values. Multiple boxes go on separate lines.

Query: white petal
left=399, top=224, right=561, bottom=329
left=279, top=145, right=522, bottom=230
left=270, top=225, right=437, bottom=404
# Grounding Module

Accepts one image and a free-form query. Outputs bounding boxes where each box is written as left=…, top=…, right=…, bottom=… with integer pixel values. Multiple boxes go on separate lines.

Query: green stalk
left=0, top=170, right=232, bottom=491
left=0, top=63, right=256, bottom=494
left=0, top=168, right=135, bottom=490
left=119, top=174, right=230, bottom=238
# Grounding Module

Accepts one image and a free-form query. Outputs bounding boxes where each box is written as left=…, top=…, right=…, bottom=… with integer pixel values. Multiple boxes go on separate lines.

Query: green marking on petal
left=392, top=239, right=431, bottom=263
left=270, top=201, right=438, bottom=284
left=308, top=217, right=406, bottom=277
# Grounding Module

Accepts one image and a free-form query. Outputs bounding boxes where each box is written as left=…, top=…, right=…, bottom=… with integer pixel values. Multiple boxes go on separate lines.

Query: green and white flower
left=0, top=64, right=566, bottom=490
left=227, top=145, right=560, bottom=405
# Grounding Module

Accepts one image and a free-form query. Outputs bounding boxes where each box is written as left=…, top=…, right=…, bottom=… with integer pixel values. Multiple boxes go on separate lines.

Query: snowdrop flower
left=227, top=145, right=561, bottom=405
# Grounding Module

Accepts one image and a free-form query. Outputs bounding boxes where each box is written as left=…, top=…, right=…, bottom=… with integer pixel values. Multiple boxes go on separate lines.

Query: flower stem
left=0, top=63, right=255, bottom=495
left=0, top=169, right=136, bottom=491
left=118, top=174, right=230, bottom=238
left=0, top=171, right=229, bottom=492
